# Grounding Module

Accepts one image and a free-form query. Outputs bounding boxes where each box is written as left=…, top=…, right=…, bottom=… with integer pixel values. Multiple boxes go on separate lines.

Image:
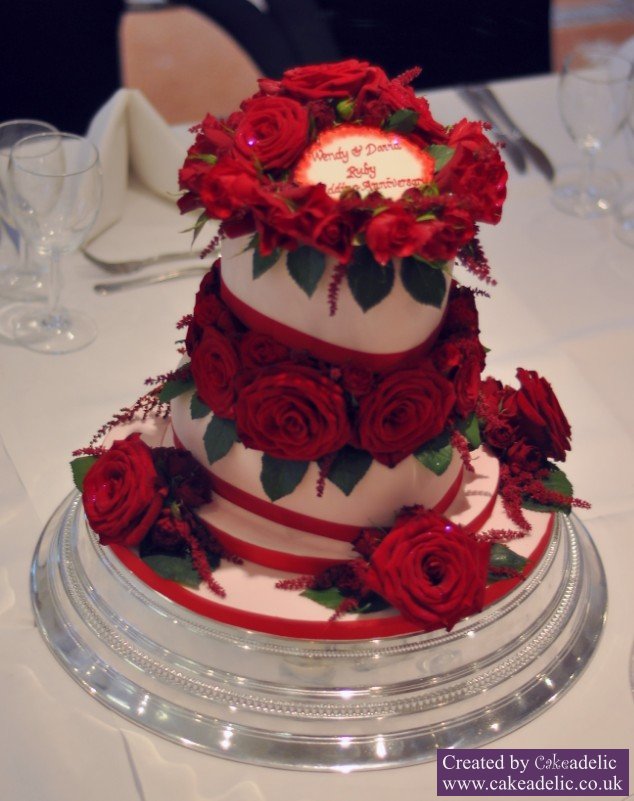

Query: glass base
left=31, top=493, right=607, bottom=771
left=552, top=165, right=622, bottom=218
left=12, top=304, right=96, bottom=354
left=0, top=265, right=46, bottom=302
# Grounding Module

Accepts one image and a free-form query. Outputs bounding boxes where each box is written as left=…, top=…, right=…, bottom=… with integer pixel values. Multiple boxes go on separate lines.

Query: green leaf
left=459, top=413, right=481, bottom=450
left=301, top=587, right=389, bottom=614
left=401, top=256, right=448, bottom=308
left=203, top=415, right=238, bottom=463
left=414, top=431, right=453, bottom=475
left=287, top=246, right=326, bottom=297
left=190, top=393, right=211, bottom=420
left=347, top=246, right=395, bottom=312
left=158, top=373, right=195, bottom=403
left=253, top=246, right=281, bottom=278
left=260, top=455, right=309, bottom=501
left=385, top=108, right=419, bottom=133
left=427, top=144, right=455, bottom=172
left=487, top=543, right=528, bottom=583
left=523, top=467, right=573, bottom=514
left=326, top=446, right=372, bottom=496
left=142, top=554, right=201, bottom=589
left=71, top=455, right=97, bottom=491
left=301, top=587, right=346, bottom=610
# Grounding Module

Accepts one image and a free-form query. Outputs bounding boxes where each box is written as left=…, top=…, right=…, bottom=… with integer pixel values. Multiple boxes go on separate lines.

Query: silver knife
left=94, top=265, right=209, bottom=294
left=470, top=85, right=555, bottom=182
left=457, top=85, right=527, bottom=173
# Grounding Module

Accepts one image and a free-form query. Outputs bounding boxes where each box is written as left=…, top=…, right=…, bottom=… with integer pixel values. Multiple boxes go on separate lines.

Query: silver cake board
left=31, top=492, right=606, bottom=772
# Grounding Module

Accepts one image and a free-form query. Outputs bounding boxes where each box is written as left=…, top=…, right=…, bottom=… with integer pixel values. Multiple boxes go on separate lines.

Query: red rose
left=436, top=119, right=507, bottom=225
left=83, top=433, right=166, bottom=547
left=198, top=158, right=260, bottom=221
left=357, top=366, right=455, bottom=466
left=280, top=59, right=375, bottom=100
left=514, top=368, right=572, bottom=462
left=365, top=206, right=424, bottom=265
left=443, top=285, right=480, bottom=335
left=453, top=356, right=482, bottom=418
left=483, top=418, right=517, bottom=451
left=192, top=268, right=241, bottom=335
left=190, top=328, right=240, bottom=418
left=234, top=96, right=309, bottom=170
left=311, top=210, right=356, bottom=262
left=414, top=212, right=474, bottom=262
left=239, top=331, right=290, bottom=368
left=235, top=364, right=352, bottom=461
left=507, top=439, right=544, bottom=473
left=365, top=509, right=489, bottom=630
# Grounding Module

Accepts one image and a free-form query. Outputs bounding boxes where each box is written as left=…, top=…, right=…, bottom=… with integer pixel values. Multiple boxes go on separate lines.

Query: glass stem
left=47, top=249, right=62, bottom=319
left=581, top=148, right=597, bottom=194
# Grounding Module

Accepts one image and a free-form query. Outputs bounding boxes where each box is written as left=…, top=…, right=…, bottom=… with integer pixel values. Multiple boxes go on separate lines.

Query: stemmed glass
left=8, top=132, right=102, bottom=354
left=0, top=119, right=57, bottom=300
left=615, top=99, right=634, bottom=247
left=553, top=44, right=633, bottom=218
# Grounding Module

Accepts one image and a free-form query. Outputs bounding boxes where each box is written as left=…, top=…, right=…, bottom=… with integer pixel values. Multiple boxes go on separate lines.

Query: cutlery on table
left=457, top=85, right=527, bottom=173
left=466, top=84, right=555, bottom=181
left=82, top=248, right=206, bottom=274
left=94, top=265, right=209, bottom=294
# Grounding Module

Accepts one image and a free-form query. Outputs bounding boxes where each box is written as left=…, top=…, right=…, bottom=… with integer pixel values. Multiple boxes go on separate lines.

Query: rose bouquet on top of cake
left=177, top=58, right=506, bottom=313
left=70, top=60, right=588, bottom=634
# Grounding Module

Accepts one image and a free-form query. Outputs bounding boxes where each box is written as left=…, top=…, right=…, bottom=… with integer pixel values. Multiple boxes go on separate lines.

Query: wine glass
left=615, top=97, right=634, bottom=247
left=0, top=119, right=57, bottom=300
left=8, top=132, right=102, bottom=354
left=553, top=44, right=633, bottom=218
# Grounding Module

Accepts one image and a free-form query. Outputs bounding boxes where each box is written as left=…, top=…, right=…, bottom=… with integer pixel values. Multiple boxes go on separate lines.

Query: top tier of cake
left=220, top=236, right=452, bottom=365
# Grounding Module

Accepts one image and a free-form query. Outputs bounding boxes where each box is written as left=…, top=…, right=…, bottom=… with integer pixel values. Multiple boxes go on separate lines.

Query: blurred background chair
left=119, top=0, right=340, bottom=123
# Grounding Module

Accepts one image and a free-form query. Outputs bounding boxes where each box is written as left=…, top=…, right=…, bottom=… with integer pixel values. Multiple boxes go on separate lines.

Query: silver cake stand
left=31, top=491, right=606, bottom=772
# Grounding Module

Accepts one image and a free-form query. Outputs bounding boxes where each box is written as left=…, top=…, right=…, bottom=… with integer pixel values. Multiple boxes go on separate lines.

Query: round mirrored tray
left=31, top=492, right=606, bottom=772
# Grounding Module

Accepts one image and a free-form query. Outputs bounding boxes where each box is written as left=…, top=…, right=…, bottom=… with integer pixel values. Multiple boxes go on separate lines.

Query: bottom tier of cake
left=31, top=492, right=606, bottom=771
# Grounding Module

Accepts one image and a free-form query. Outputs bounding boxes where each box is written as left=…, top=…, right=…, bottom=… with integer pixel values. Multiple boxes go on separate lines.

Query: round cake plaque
left=31, top=492, right=606, bottom=772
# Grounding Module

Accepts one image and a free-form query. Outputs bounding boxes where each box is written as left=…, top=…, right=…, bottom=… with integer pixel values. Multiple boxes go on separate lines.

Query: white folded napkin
left=86, top=88, right=186, bottom=242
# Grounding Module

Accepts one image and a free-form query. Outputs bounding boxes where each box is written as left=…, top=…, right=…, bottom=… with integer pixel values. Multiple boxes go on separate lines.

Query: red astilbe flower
left=327, top=262, right=347, bottom=316
left=457, top=231, right=496, bottom=285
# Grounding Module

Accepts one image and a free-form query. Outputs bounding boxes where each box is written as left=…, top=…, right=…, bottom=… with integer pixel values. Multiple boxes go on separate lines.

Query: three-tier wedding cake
left=72, top=60, right=583, bottom=640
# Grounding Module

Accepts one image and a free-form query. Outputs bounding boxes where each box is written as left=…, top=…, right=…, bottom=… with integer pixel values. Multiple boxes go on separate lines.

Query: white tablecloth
left=1, top=74, right=633, bottom=801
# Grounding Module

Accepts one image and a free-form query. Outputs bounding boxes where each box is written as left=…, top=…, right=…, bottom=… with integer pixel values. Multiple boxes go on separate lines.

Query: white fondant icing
left=171, top=391, right=463, bottom=529
left=187, top=504, right=553, bottom=627
left=221, top=235, right=451, bottom=355
left=197, top=448, right=499, bottom=566
left=198, top=496, right=355, bottom=561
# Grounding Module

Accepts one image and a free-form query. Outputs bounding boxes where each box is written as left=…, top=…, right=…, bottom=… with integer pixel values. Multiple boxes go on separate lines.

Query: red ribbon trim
left=207, top=464, right=464, bottom=542
left=108, top=513, right=553, bottom=641
left=201, top=519, right=343, bottom=574
left=220, top=274, right=445, bottom=371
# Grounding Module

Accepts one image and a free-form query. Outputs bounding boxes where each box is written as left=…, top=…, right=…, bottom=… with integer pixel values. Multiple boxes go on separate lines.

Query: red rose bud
left=365, top=510, right=489, bottom=630
left=82, top=433, right=167, bottom=547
